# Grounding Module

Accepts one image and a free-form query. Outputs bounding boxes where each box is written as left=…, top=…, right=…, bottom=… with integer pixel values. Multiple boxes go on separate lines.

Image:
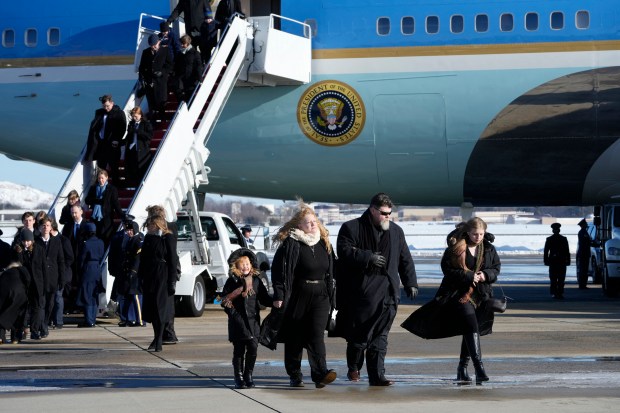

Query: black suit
left=36, top=236, right=65, bottom=336
left=85, top=183, right=125, bottom=248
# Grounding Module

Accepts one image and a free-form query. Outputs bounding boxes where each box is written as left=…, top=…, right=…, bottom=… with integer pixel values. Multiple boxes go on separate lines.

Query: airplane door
left=374, top=94, right=448, bottom=203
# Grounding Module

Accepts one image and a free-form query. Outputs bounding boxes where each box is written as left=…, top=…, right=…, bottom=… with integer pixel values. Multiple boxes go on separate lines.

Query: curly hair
left=272, top=200, right=332, bottom=253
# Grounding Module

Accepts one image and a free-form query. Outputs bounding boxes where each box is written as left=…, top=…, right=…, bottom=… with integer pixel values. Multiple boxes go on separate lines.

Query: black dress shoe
left=77, top=323, right=95, bottom=328
left=118, top=321, right=128, bottom=327
left=162, top=338, right=177, bottom=345
left=289, top=378, right=304, bottom=387
left=347, top=370, right=360, bottom=382
left=369, top=378, right=394, bottom=386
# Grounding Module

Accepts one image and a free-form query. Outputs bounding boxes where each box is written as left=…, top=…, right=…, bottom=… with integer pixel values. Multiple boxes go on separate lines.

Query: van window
left=222, top=217, right=242, bottom=246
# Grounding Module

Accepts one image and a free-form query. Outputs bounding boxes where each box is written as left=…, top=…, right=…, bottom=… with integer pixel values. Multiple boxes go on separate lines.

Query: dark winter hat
left=159, top=21, right=170, bottom=32
left=578, top=218, right=587, bottom=227
left=551, top=223, right=561, bottom=230
left=148, top=34, right=160, bottom=46
left=85, top=222, right=97, bottom=234
left=124, top=220, right=140, bottom=233
left=20, top=228, right=34, bottom=242
left=241, top=225, right=252, bottom=233
left=227, top=248, right=258, bottom=269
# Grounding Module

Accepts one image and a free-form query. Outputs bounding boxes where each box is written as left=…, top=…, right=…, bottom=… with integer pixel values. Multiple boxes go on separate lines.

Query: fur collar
left=289, top=228, right=320, bottom=246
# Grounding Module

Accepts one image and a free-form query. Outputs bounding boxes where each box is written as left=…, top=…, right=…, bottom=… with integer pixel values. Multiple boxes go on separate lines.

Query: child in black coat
left=221, top=248, right=272, bottom=389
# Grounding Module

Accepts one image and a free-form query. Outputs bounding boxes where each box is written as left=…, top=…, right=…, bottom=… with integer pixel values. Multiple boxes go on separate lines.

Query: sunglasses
left=373, top=206, right=392, bottom=216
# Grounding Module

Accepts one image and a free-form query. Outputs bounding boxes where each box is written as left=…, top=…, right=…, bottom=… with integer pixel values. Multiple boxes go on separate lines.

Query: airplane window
left=576, top=11, right=590, bottom=29
left=475, top=14, right=488, bottom=33
left=401, top=16, right=414, bottom=35
left=2, top=29, right=15, bottom=48
left=304, top=19, right=317, bottom=38
left=451, top=15, right=464, bottom=34
left=426, top=16, right=439, bottom=34
left=551, top=12, right=564, bottom=30
left=500, top=13, right=514, bottom=32
left=48, top=28, right=60, bottom=46
left=377, top=17, right=390, bottom=36
left=25, top=28, right=37, bottom=47
left=525, top=12, right=539, bottom=31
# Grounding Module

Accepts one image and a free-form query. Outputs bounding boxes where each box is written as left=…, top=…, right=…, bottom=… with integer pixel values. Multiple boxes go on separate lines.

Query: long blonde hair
left=272, top=201, right=332, bottom=253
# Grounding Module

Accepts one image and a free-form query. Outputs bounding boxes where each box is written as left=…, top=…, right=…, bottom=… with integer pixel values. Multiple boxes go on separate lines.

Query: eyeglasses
left=373, top=207, right=392, bottom=216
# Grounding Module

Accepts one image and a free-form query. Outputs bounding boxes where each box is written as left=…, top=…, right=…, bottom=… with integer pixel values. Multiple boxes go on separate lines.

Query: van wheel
left=180, top=276, right=206, bottom=317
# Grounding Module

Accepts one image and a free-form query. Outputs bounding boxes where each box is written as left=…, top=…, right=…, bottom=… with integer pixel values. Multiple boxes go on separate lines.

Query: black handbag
left=484, top=296, right=507, bottom=313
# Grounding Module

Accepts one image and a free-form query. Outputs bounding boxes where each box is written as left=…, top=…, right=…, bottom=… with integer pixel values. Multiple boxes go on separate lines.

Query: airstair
left=48, top=13, right=311, bottom=310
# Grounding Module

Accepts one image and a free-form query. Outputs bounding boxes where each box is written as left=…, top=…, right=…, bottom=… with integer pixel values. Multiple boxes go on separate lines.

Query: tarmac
left=1, top=282, right=619, bottom=412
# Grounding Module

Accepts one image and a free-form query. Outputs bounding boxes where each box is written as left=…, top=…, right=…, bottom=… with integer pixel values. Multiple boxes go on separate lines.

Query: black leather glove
left=370, top=253, right=387, bottom=268
left=405, top=286, right=418, bottom=299
left=168, top=284, right=176, bottom=296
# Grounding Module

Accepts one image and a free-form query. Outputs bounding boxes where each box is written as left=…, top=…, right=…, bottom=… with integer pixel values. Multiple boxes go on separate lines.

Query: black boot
left=233, top=357, right=246, bottom=389
left=456, top=338, right=472, bottom=383
left=243, top=354, right=256, bottom=388
left=464, top=332, right=489, bottom=383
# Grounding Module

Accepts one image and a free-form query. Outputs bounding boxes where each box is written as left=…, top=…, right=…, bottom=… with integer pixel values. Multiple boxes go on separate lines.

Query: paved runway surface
left=1, top=283, right=619, bottom=412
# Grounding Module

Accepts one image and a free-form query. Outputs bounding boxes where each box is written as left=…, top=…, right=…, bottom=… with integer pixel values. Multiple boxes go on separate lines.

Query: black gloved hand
left=370, top=253, right=387, bottom=268
left=405, top=286, right=418, bottom=299
left=168, top=285, right=176, bottom=296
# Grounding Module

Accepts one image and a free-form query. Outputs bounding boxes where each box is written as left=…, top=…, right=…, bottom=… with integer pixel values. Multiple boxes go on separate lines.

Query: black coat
left=36, top=236, right=65, bottom=293
left=85, top=182, right=125, bottom=243
left=169, top=0, right=210, bottom=34
left=175, top=46, right=204, bottom=93
left=335, top=209, right=417, bottom=339
left=138, top=233, right=177, bottom=323
left=124, top=120, right=153, bottom=171
left=0, top=238, right=11, bottom=270
left=61, top=219, right=89, bottom=284
left=0, top=264, right=30, bottom=330
left=222, top=273, right=272, bottom=342
left=57, top=233, right=74, bottom=288
left=215, top=0, right=243, bottom=30
left=405, top=240, right=501, bottom=340
left=14, top=244, right=46, bottom=307
left=112, top=233, right=144, bottom=296
left=544, top=234, right=571, bottom=268
left=138, top=46, right=173, bottom=108
left=84, top=105, right=127, bottom=164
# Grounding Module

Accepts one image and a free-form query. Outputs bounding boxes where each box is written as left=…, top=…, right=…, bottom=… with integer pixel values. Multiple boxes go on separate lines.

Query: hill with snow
left=0, top=181, right=55, bottom=210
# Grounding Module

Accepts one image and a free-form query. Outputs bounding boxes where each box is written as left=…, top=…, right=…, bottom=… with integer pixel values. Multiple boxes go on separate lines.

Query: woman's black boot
left=464, top=332, right=489, bottom=383
left=233, top=357, right=247, bottom=389
left=456, top=338, right=472, bottom=383
left=243, top=355, right=256, bottom=388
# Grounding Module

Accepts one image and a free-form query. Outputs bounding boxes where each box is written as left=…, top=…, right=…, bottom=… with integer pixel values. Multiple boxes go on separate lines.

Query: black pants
left=347, top=302, right=397, bottom=382
left=283, top=281, right=330, bottom=383
left=549, top=265, right=567, bottom=296
left=577, top=256, right=590, bottom=288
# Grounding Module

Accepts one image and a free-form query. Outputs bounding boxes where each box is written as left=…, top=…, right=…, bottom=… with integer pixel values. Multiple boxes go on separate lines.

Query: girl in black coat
left=221, top=248, right=272, bottom=389
left=124, top=107, right=153, bottom=187
left=138, top=216, right=177, bottom=352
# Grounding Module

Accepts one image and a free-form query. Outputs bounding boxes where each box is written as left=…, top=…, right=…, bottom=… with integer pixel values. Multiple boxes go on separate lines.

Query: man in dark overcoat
left=336, top=193, right=418, bottom=386
left=544, top=223, right=570, bottom=299
left=35, top=217, right=65, bottom=338
left=61, top=203, right=89, bottom=312
left=167, top=0, right=211, bottom=47
left=139, top=34, right=173, bottom=120
left=576, top=218, right=591, bottom=289
left=83, top=94, right=127, bottom=183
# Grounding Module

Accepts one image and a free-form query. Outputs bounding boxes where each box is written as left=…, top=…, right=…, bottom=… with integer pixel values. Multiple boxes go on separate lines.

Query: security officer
left=544, top=223, right=570, bottom=299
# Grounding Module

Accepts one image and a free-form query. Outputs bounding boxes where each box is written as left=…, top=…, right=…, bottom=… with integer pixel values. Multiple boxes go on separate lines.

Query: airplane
left=1, top=0, right=620, bottom=209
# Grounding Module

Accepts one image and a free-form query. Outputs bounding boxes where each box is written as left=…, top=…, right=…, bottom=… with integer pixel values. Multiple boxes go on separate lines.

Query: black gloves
left=405, top=286, right=418, bottom=299
left=168, top=284, right=176, bottom=296
left=370, top=253, right=387, bottom=268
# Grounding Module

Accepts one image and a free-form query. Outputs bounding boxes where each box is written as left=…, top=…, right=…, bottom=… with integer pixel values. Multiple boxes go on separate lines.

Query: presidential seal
left=297, top=80, right=365, bottom=146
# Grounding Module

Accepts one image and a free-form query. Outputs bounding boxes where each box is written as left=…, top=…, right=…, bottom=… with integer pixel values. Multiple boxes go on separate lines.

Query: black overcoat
left=84, top=105, right=127, bottom=164
left=139, top=233, right=177, bottom=324
left=544, top=234, right=570, bottom=268
left=0, top=265, right=30, bottom=329
left=335, top=209, right=417, bottom=340
left=124, top=119, right=153, bottom=172
left=222, top=273, right=272, bottom=342
left=403, top=240, right=500, bottom=339
left=85, top=182, right=125, bottom=243
left=14, top=244, right=46, bottom=307
left=36, top=236, right=65, bottom=294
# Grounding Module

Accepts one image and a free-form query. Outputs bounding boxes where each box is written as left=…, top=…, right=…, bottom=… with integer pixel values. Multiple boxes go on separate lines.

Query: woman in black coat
left=433, top=218, right=500, bottom=384
left=0, top=262, right=30, bottom=343
left=270, top=202, right=336, bottom=389
left=138, top=216, right=177, bottom=352
left=124, top=106, right=153, bottom=187
left=221, top=248, right=272, bottom=389
left=85, top=169, right=125, bottom=248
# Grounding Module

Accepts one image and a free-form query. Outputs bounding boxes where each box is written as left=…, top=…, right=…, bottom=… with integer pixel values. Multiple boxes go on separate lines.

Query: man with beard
left=336, top=193, right=418, bottom=386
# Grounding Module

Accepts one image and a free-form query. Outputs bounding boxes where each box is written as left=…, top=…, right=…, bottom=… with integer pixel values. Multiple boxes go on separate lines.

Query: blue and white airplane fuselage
left=1, top=0, right=619, bottom=206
